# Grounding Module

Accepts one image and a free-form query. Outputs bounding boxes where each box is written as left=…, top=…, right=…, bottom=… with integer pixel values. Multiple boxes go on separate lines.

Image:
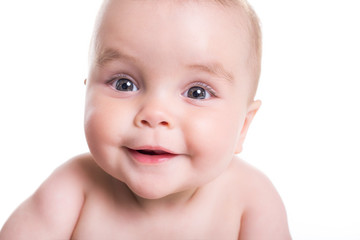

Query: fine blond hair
left=214, top=0, right=262, bottom=98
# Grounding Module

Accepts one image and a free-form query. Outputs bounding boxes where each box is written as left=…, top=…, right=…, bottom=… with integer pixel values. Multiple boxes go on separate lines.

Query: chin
left=125, top=176, right=195, bottom=201
left=122, top=175, right=165, bottom=197
left=127, top=183, right=172, bottom=200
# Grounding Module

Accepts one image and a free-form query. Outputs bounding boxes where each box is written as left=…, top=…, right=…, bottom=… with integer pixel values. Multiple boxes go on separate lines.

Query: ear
left=84, top=78, right=87, bottom=85
left=235, top=100, right=261, bottom=154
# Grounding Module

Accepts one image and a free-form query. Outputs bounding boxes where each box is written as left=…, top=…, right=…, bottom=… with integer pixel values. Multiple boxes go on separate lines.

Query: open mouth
left=136, top=149, right=169, bottom=155
left=127, top=147, right=177, bottom=164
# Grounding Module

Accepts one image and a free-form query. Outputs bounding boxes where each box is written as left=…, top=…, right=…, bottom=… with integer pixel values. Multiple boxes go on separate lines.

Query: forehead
left=96, top=0, right=248, bottom=38
left=92, top=0, right=252, bottom=81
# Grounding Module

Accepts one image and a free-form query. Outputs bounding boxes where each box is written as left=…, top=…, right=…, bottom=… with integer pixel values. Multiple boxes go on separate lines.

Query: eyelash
left=107, top=74, right=138, bottom=87
left=106, top=74, right=217, bottom=98
left=187, top=82, right=217, bottom=98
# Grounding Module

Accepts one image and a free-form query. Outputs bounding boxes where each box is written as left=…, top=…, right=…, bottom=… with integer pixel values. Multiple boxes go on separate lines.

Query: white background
left=0, top=0, right=359, bottom=239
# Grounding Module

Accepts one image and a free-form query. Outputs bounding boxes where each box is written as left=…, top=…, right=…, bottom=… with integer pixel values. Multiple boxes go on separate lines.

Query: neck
left=130, top=187, right=199, bottom=215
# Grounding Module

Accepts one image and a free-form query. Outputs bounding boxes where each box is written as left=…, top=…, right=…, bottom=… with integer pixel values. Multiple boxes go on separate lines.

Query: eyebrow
left=96, top=48, right=234, bottom=82
left=96, top=48, right=138, bottom=66
left=187, top=62, right=234, bottom=82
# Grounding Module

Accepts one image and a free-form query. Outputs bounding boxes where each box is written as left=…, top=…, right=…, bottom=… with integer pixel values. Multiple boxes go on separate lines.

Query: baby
left=0, top=0, right=291, bottom=239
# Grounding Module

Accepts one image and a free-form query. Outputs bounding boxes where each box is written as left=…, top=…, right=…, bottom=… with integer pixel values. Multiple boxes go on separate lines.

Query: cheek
left=84, top=94, right=132, bottom=153
left=185, top=107, right=244, bottom=169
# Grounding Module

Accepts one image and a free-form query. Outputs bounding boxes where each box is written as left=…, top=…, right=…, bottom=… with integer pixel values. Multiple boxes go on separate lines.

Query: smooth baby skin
left=0, top=0, right=291, bottom=239
left=1, top=154, right=289, bottom=239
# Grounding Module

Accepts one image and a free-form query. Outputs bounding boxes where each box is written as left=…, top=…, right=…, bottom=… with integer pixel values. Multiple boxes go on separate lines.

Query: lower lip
left=127, top=149, right=177, bottom=164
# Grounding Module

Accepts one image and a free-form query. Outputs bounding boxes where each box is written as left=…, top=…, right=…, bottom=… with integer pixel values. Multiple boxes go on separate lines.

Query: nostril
left=141, top=120, right=150, bottom=126
left=139, top=119, right=169, bottom=127
left=160, top=121, right=169, bottom=126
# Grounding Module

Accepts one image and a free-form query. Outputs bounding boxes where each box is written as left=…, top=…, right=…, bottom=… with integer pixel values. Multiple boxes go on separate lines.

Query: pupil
left=116, top=79, right=133, bottom=91
left=188, top=87, right=205, bottom=99
left=193, top=89, right=202, bottom=98
left=122, top=82, right=130, bottom=89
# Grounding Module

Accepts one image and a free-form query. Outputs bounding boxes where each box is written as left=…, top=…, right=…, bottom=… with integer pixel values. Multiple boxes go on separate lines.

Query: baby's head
left=84, top=0, right=262, bottom=199
left=89, top=0, right=262, bottom=100
left=209, top=0, right=262, bottom=98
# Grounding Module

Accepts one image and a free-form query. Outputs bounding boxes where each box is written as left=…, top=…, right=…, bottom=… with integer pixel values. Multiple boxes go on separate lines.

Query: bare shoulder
left=32, top=153, right=103, bottom=205
left=0, top=153, right=100, bottom=240
left=228, top=157, right=292, bottom=240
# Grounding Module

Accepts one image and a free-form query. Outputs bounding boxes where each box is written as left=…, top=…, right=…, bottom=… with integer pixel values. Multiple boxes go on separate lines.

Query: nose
left=134, top=100, right=174, bottom=129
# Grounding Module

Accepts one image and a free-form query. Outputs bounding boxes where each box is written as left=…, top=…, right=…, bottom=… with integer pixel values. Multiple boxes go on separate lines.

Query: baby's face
left=85, top=0, right=259, bottom=199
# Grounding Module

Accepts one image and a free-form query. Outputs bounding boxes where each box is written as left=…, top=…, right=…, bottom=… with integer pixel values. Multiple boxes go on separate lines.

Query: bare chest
left=72, top=194, right=242, bottom=239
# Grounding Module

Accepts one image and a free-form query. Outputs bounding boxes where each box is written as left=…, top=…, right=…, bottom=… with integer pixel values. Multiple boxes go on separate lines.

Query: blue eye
left=113, top=78, right=138, bottom=92
left=186, top=86, right=211, bottom=99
